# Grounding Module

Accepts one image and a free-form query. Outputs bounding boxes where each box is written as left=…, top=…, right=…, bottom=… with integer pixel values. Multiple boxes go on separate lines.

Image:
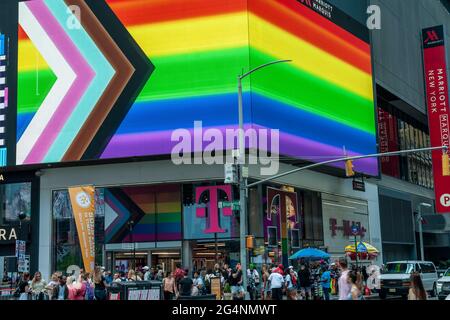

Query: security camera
left=18, top=212, right=27, bottom=221
left=35, top=170, right=44, bottom=177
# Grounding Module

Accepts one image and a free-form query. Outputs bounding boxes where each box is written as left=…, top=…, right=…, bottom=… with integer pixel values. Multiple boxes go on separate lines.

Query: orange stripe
left=250, top=0, right=371, bottom=74
left=107, top=0, right=247, bottom=26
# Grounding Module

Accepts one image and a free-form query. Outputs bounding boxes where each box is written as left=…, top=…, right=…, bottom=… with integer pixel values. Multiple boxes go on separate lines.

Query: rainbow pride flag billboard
left=14, top=0, right=377, bottom=176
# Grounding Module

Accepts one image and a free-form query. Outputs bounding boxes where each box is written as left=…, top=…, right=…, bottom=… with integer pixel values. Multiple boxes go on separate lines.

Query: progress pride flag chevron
left=422, top=25, right=450, bottom=213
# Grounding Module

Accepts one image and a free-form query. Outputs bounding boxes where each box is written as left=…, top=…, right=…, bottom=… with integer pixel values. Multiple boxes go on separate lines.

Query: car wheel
left=379, top=291, right=386, bottom=299
left=430, top=283, right=437, bottom=298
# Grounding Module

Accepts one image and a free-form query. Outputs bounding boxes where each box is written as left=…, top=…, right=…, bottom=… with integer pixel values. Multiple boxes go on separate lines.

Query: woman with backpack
left=285, top=267, right=298, bottom=300
left=16, top=272, right=31, bottom=300
left=94, top=266, right=108, bottom=300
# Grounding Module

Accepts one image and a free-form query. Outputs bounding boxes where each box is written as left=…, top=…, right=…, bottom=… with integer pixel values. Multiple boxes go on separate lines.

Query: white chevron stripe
left=17, top=3, right=76, bottom=165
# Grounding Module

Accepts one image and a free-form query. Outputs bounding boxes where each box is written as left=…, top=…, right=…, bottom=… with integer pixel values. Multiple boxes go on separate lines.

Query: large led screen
left=15, top=0, right=378, bottom=175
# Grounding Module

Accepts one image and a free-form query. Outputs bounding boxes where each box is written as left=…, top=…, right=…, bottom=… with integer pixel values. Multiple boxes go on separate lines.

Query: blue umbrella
left=289, top=248, right=330, bottom=260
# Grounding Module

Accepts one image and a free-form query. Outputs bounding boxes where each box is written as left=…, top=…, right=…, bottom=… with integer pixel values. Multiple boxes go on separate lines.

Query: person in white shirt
left=268, top=270, right=285, bottom=300
left=143, top=266, right=152, bottom=281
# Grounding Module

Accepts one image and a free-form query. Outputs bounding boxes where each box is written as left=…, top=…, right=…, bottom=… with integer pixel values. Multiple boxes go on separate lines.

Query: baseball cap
left=143, top=266, right=149, bottom=270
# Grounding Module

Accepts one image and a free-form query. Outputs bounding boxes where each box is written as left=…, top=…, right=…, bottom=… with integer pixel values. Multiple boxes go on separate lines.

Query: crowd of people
left=10, top=258, right=430, bottom=300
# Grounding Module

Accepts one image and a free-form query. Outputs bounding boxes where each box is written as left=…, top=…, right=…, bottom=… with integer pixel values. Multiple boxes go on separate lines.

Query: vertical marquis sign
left=422, top=25, right=450, bottom=213
left=195, top=185, right=233, bottom=234
left=68, top=185, right=96, bottom=273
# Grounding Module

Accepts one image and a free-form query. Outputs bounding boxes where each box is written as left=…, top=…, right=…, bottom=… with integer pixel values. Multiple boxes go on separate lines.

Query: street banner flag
left=68, top=185, right=95, bottom=273
left=421, top=25, right=450, bottom=213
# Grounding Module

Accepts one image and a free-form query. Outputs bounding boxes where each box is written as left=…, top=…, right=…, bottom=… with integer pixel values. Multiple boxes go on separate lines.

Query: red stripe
left=107, top=0, right=247, bottom=26
left=18, top=25, right=28, bottom=41
left=276, top=0, right=370, bottom=53
left=250, top=0, right=372, bottom=74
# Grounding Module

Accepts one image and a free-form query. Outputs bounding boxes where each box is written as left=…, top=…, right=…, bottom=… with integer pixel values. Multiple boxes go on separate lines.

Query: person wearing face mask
left=52, top=275, right=69, bottom=300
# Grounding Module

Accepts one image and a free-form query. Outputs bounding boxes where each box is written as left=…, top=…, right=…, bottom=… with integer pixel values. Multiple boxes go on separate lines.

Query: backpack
left=85, top=283, right=95, bottom=300
left=291, top=275, right=298, bottom=287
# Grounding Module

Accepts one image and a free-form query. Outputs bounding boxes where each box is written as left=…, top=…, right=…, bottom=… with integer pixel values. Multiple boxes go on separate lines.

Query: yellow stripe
left=18, top=39, right=51, bottom=72
left=127, top=12, right=249, bottom=57
left=249, top=14, right=373, bottom=100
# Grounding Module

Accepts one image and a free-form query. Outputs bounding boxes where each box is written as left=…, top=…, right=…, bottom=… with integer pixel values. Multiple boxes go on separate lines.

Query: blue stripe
left=113, top=93, right=376, bottom=154
left=133, top=222, right=181, bottom=234
left=0, top=34, right=4, bottom=55
left=0, top=148, right=6, bottom=166
left=17, top=113, right=34, bottom=141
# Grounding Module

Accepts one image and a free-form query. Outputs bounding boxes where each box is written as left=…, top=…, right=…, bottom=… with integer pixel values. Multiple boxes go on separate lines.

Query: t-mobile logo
left=195, top=185, right=233, bottom=234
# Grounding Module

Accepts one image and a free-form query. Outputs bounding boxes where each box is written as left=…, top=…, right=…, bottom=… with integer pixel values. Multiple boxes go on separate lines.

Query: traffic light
left=246, top=235, right=254, bottom=249
left=345, top=159, right=355, bottom=177
left=443, top=153, right=450, bottom=176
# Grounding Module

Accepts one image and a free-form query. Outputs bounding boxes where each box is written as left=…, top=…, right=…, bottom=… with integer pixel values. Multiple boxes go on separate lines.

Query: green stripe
left=138, top=213, right=181, bottom=224
left=137, top=47, right=250, bottom=102
left=140, top=47, right=375, bottom=133
left=17, top=69, right=57, bottom=114
left=249, top=49, right=376, bottom=134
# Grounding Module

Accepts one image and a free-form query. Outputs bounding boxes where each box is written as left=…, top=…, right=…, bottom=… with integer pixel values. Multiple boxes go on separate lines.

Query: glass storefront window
left=0, top=182, right=31, bottom=223
left=52, top=189, right=105, bottom=273
left=379, top=105, right=433, bottom=189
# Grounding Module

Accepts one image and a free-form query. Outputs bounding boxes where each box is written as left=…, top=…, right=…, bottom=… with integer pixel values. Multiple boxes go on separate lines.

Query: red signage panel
left=422, top=25, right=450, bottom=213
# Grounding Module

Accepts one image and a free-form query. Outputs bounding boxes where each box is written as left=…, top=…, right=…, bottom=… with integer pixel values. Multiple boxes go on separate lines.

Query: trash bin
left=107, top=281, right=163, bottom=300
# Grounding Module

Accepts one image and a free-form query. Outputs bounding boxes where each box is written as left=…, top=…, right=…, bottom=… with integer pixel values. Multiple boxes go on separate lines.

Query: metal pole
left=354, top=235, right=358, bottom=270
left=236, top=59, right=292, bottom=299
left=238, top=76, right=248, bottom=296
left=247, top=146, right=448, bottom=188
left=418, top=206, right=424, bottom=260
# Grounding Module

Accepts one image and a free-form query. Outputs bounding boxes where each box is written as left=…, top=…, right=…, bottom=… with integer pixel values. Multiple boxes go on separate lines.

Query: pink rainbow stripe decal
left=23, top=0, right=94, bottom=164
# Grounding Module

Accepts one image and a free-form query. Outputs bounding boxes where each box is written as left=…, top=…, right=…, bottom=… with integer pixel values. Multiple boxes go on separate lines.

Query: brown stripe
left=62, top=0, right=134, bottom=161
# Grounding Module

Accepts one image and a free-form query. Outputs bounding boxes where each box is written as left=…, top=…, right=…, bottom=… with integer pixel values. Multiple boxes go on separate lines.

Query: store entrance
left=109, top=249, right=181, bottom=275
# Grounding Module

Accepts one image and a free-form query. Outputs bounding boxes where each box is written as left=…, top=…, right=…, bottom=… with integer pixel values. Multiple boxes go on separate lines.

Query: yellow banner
left=68, top=186, right=95, bottom=274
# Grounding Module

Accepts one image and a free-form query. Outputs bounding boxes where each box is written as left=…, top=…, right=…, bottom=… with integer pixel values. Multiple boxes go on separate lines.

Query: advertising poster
left=421, top=25, right=450, bottom=213
left=68, top=185, right=96, bottom=273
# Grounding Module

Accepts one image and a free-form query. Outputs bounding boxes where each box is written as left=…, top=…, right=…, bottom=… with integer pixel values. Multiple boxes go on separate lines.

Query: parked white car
left=437, top=268, right=450, bottom=300
left=379, top=261, right=438, bottom=299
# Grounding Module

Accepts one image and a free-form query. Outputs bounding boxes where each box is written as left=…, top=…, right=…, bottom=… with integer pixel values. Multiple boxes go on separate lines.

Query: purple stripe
left=24, top=0, right=94, bottom=164
left=101, top=125, right=379, bottom=176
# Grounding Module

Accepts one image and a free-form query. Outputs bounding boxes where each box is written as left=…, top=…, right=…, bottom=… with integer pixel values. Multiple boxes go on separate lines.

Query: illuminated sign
left=421, top=25, right=450, bottom=214
left=14, top=0, right=377, bottom=176
left=195, top=185, right=233, bottom=234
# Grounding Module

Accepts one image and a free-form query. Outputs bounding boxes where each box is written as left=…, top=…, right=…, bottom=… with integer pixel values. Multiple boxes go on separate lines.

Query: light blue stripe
left=0, top=148, right=6, bottom=166
left=43, top=0, right=114, bottom=162
left=0, top=34, right=4, bottom=55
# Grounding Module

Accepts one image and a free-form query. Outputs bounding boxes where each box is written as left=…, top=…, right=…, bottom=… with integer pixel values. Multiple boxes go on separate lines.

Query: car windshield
left=444, top=269, right=450, bottom=277
left=384, top=263, right=414, bottom=274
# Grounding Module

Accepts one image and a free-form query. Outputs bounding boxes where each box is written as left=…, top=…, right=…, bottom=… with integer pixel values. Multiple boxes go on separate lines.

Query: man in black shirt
left=178, top=269, right=193, bottom=297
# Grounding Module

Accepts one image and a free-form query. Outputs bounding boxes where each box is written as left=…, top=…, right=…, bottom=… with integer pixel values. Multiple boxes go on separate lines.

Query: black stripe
left=82, top=0, right=155, bottom=160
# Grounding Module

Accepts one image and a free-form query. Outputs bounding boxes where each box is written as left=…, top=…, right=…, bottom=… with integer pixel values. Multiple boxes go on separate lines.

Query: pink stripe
left=23, top=0, right=94, bottom=164
left=4, top=87, right=8, bottom=107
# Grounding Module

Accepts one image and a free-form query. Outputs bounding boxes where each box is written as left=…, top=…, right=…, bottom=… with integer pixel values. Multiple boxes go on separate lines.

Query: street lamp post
left=417, top=202, right=432, bottom=261
left=128, top=220, right=135, bottom=271
left=237, top=59, right=291, bottom=297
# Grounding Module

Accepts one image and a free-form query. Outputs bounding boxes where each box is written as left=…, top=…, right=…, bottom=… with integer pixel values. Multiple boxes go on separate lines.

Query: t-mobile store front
left=50, top=178, right=242, bottom=276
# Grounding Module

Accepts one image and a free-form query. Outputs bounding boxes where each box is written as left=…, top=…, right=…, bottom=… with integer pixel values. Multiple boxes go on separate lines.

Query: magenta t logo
left=195, top=185, right=233, bottom=234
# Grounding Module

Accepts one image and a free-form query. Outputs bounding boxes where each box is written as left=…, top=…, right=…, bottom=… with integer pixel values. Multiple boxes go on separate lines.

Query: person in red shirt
left=174, top=263, right=185, bottom=287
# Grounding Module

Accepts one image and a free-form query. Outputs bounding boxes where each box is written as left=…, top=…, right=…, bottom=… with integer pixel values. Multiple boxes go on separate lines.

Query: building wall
left=370, top=0, right=450, bottom=113
left=38, top=160, right=382, bottom=278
